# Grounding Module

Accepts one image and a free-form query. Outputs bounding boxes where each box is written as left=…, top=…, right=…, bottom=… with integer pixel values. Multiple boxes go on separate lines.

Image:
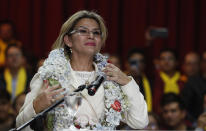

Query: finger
left=42, top=80, right=49, bottom=89
left=107, top=63, right=115, bottom=68
left=106, top=76, right=118, bottom=82
left=107, top=63, right=119, bottom=70
left=51, top=88, right=66, bottom=96
left=104, top=67, right=115, bottom=73
left=50, top=98, right=56, bottom=103
left=102, top=68, right=110, bottom=74
left=107, top=64, right=120, bottom=72
left=106, top=76, right=112, bottom=81
left=48, top=84, right=61, bottom=91
left=55, top=94, right=65, bottom=101
left=104, top=71, right=113, bottom=77
left=105, top=64, right=114, bottom=70
left=50, top=94, right=64, bottom=104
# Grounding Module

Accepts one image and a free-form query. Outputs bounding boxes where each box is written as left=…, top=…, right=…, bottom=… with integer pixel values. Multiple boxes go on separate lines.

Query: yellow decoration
left=142, top=75, right=152, bottom=112
left=4, top=67, right=27, bottom=97
left=160, top=71, right=180, bottom=94
left=0, top=39, right=7, bottom=66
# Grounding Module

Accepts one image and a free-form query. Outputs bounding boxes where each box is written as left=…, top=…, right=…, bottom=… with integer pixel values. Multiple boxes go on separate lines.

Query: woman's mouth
left=84, top=42, right=96, bottom=46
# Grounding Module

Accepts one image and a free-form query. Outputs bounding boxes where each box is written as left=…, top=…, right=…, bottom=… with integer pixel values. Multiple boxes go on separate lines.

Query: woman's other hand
left=33, top=80, right=65, bottom=114
left=103, top=63, right=131, bottom=86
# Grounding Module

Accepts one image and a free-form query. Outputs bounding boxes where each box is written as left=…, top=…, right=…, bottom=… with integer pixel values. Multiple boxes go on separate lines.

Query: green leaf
left=48, top=78, right=59, bottom=86
left=46, top=113, right=55, bottom=131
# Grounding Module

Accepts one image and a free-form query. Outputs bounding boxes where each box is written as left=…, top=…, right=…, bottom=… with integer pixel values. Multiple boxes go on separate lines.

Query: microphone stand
left=10, top=85, right=87, bottom=131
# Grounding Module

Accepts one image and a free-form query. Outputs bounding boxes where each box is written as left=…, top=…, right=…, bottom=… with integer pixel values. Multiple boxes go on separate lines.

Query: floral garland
left=38, top=48, right=129, bottom=130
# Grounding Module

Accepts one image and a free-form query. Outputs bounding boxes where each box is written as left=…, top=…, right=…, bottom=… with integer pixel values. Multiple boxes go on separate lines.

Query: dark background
left=1, top=0, right=206, bottom=67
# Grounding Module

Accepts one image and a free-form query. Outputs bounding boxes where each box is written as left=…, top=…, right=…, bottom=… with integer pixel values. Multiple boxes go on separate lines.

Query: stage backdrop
left=0, top=0, right=206, bottom=69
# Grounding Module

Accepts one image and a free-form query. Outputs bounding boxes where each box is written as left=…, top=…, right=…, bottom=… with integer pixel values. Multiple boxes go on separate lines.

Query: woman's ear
left=64, top=35, right=72, bottom=48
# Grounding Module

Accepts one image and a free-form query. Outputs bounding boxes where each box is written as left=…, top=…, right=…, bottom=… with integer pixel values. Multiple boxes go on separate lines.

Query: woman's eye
left=79, top=29, right=87, bottom=34
left=93, top=31, right=101, bottom=35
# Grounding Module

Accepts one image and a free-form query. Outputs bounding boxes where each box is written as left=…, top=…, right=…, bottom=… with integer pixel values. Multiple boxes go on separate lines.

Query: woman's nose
left=88, top=32, right=95, bottom=39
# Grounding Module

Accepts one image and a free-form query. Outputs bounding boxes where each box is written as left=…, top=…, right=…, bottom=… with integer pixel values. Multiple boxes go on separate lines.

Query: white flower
left=38, top=48, right=70, bottom=90
left=75, top=115, right=89, bottom=127
left=89, top=118, right=98, bottom=126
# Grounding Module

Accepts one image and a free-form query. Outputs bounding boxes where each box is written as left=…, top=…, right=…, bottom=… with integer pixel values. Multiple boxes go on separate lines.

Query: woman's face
left=65, top=18, right=103, bottom=57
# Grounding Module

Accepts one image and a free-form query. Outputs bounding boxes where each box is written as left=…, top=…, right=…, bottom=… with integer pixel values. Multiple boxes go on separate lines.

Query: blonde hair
left=52, top=10, right=107, bottom=56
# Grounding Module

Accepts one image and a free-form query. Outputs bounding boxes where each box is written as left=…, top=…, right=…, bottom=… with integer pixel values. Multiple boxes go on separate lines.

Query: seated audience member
left=36, top=58, right=45, bottom=71
left=181, top=52, right=200, bottom=82
left=0, top=20, right=22, bottom=67
left=125, top=48, right=152, bottom=112
left=144, top=112, right=160, bottom=130
left=0, top=89, right=15, bottom=131
left=195, top=91, right=206, bottom=131
left=181, top=51, right=206, bottom=121
left=203, top=91, right=206, bottom=113
left=196, top=113, right=206, bottom=131
left=12, top=93, right=26, bottom=116
left=160, top=93, right=193, bottom=130
left=10, top=93, right=26, bottom=129
left=108, top=54, right=121, bottom=69
left=0, top=44, right=32, bottom=101
left=153, top=57, right=161, bottom=71
left=153, top=48, right=185, bottom=114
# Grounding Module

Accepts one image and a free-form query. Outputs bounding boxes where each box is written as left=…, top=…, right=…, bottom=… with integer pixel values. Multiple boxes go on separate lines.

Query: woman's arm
left=16, top=73, right=42, bottom=128
left=103, top=63, right=149, bottom=129
left=16, top=73, right=65, bottom=128
left=121, top=77, right=149, bottom=129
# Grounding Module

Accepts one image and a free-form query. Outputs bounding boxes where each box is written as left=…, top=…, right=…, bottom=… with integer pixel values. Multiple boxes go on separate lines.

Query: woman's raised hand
left=33, top=80, right=65, bottom=114
left=103, top=63, right=131, bottom=86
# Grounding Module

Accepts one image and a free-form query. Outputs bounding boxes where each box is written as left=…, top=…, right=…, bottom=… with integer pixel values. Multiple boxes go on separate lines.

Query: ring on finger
left=108, top=72, right=113, bottom=76
left=51, top=98, right=55, bottom=103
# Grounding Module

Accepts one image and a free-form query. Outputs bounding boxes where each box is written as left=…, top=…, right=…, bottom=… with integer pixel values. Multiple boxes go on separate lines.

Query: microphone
left=87, top=74, right=106, bottom=96
left=74, top=84, right=87, bottom=92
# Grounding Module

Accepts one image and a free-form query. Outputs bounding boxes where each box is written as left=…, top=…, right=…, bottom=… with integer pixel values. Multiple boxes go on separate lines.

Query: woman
left=16, top=10, right=148, bottom=130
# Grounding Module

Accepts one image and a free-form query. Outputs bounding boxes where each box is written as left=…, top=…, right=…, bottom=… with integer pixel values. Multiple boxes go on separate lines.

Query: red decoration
left=111, top=100, right=121, bottom=112
left=107, top=60, right=111, bottom=63
left=74, top=124, right=81, bottom=129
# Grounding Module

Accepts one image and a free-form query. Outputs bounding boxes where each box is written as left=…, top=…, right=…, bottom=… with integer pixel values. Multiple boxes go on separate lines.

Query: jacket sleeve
left=16, top=73, right=43, bottom=130
left=121, top=77, right=149, bottom=129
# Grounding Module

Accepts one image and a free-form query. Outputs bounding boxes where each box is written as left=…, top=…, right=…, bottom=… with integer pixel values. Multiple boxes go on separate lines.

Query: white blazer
left=16, top=63, right=148, bottom=130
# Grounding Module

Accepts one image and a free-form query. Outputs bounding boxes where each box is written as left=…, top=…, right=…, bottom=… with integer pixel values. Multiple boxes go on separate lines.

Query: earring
left=69, top=48, right=72, bottom=53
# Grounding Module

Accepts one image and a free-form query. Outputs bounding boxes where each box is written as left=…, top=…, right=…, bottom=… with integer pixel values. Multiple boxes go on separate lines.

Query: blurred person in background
left=160, top=93, right=193, bottom=130
left=36, top=58, right=45, bottom=70
left=107, top=54, right=121, bottom=69
left=196, top=113, right=206, bottom=131
left=116, top=48, right=147, bottom=131
left=144, top=112, right=160, bottom=130
left=34, top=58, right=45, bottom=73
left=181, top=51, right=206, bottom=122
left=12, top=93, right=26, bottom=116
left=194, top=91, right=206, bottom=131
left=10, top=93, right=26, bottom=128
left=181, top=52, right=200, bottom=82
left=144, top=26, right=168, bottom=72
left=0, top=20, right=22, bottom=68
left=0, top=89, right=15, bottom=131
left=125, top=48, right=152, bottom=112
left=153, top=48, right=185, bottom=114
left=0, top=44, right=32, bottom=101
